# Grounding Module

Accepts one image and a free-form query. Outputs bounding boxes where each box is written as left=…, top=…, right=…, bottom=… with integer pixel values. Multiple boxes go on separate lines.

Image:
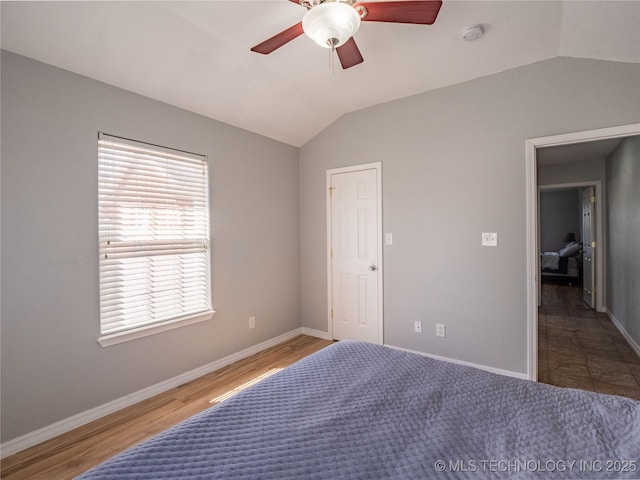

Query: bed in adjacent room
left=77, top=340, right=640, bottom=479
left=540, top=241, right=582, bottom=283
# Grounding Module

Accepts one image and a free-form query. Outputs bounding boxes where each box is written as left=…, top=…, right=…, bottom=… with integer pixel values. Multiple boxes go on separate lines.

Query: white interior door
left=582, top=186, right=596, bottom=309
left=328, top=165, right=382, bottom=344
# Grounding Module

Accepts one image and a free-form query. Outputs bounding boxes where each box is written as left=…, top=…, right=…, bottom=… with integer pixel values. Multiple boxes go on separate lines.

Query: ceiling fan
left=251, top=0, right=443, bottom=69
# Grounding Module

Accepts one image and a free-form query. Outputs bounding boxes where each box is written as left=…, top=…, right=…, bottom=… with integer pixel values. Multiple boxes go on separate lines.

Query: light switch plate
left=482, top=232, right=498, bottom=247
left=385, top=233, right=393, bottom=245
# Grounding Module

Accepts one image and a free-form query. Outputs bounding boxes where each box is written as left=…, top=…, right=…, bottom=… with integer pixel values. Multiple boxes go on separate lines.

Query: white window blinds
left=98, top=133, right=211, bottom=338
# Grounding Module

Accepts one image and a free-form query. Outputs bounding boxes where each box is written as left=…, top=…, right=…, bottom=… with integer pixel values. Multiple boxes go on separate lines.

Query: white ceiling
left=2, top=1, right=639, bottom=147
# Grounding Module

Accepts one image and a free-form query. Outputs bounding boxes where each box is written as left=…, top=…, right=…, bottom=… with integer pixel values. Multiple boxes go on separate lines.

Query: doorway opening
left=525, top=123, right=640, bottom=381
left=538, top=181, right=602, bottom=309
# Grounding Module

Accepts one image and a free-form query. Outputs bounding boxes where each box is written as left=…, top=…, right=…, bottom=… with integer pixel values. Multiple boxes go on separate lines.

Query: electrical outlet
left=414, top=320, right=422, bottom=333
left=436, top=323, right=445, bottom=338
left=249, top=316, right=256, bottom=329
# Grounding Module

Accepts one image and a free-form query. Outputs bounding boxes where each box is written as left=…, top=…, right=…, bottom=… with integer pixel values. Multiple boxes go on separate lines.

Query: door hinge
left=591, top=241, right=596, bottom=248
left=328, top=186, right=335, bottom=197
left=330, top=308, right=334, bottom=319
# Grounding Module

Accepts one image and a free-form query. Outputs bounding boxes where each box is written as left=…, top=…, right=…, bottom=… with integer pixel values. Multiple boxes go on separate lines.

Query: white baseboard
left=1, top=328, right=304, bottom=459
left=607, top=310, right=640, bottom=358
left=300, top=327, right=331, bottom=340
left=384, top=344, right=530, bottom=380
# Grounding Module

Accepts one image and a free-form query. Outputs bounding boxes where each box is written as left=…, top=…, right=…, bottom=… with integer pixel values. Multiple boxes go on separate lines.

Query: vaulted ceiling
left=2, top=1, right=639, bottom=146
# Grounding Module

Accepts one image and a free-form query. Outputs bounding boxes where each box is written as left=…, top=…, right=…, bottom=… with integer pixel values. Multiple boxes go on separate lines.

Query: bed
left=541, top=241, right=582, bottom=283
left=77, top=341, right=640, bottom=479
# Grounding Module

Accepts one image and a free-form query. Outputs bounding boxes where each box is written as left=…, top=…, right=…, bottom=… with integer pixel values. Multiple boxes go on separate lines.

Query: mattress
left=77, top=341, right=640, bottom=479
left=542, top=256, right=580, bottom=277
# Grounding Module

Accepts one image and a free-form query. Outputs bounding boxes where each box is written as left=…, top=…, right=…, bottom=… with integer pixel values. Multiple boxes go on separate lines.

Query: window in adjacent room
left=97, top=133, right=213, bottom=346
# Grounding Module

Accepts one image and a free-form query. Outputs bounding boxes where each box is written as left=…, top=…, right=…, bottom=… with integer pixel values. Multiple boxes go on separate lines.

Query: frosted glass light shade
left=302, top=2, right=361, bottom=49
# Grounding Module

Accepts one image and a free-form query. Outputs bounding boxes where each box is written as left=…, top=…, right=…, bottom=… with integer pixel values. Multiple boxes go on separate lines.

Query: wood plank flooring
left=5, top=305, right=639, bottom=480
left=1, top=335, right=334, bottom=480
left=538, top=282, right=640, bottom=399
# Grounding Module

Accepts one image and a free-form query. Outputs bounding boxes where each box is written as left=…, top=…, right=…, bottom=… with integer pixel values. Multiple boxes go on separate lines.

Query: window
left=98, top=133, right=212, bottom=346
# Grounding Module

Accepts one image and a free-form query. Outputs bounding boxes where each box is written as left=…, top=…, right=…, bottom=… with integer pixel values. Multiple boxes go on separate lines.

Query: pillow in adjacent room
left=559, top=241, right=581, bottom=257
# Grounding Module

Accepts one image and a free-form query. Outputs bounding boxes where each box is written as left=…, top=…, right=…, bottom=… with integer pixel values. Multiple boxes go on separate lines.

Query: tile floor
left=537, top=282, right=640, bottom=400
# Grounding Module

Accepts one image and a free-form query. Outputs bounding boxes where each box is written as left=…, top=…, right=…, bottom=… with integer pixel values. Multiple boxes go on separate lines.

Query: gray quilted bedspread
left=77, top=341, right=640, bottom=479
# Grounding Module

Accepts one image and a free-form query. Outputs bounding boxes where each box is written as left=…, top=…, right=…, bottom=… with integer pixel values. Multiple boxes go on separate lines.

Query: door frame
left=326, top=162, right=383, bottom=344
left=525, top=123, right=640, bottom=381
left=537, top=181, right=603, bottom=310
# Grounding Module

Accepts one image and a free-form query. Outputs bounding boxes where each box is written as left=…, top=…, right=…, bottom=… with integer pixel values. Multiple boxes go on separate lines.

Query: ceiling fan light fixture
left=302, top=2, right=361, bottom=49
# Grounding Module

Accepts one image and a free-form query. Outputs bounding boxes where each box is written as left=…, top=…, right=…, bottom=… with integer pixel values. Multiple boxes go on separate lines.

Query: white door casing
left=582, top=186, right=596, bottom=308
left=327, top=163, right=382, bottom=344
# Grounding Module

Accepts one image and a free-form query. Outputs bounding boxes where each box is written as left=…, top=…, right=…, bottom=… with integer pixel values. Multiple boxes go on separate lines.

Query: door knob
left=369, top=265, right=377, bottom=271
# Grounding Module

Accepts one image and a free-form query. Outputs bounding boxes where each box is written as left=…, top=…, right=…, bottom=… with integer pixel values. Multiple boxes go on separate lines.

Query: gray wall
left=537, top=158, right=606, bottom=186
left=539, top=189, right=581, bottom=252
left=606, top=136, right=640, bottom=346
left=1, top=51, right=301, bottom=442
left=300, top=57, right=640, bottom=374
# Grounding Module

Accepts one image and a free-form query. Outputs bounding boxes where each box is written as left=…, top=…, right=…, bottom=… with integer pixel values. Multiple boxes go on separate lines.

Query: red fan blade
left=336, top=37, right=364, bottom=69
left=356, top=1, right=442, bottom=25
left=251, top=22, right=304, bottom=54
left=288, top=0, right=304, bottom=5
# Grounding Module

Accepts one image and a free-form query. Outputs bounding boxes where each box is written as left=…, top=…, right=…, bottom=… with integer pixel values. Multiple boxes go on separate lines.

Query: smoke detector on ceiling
left=462, top=25, right=484, bottom=41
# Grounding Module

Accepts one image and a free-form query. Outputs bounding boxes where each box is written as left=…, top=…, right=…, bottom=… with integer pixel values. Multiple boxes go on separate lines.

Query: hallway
left=538, top=282, right=640, bottom=400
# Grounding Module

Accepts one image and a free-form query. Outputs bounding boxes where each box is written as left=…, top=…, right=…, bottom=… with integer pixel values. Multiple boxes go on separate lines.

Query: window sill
left=98, top=310, right=216, bottom=347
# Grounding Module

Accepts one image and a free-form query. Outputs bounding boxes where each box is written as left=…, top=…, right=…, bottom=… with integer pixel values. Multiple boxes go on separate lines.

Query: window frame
left=97, top=133, right=214, bottom=347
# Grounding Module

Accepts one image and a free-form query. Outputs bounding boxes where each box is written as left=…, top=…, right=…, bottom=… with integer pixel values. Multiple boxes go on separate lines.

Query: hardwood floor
left=5, top=307, right=639, bottom=479
left=538, top=282, right=640, bottom=399
left=1, top=335, right=334, bottom=480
